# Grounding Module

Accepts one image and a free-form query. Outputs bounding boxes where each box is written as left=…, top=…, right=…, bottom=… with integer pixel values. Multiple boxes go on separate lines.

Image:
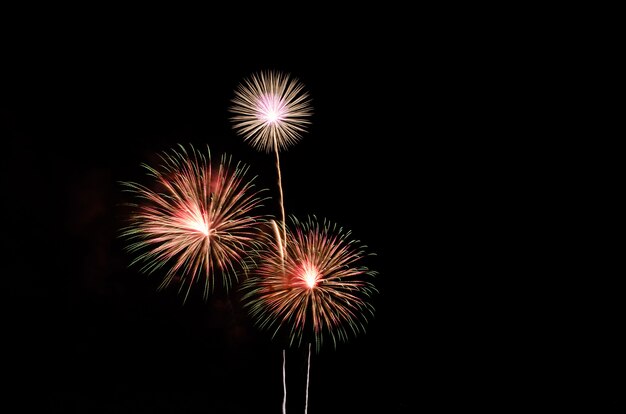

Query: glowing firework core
left=301, top=263, right=319, bottom=289
left=259, top=94, right=285, bottom=124
left=182, top=207, right=210, bottom=236
left=185, top=216, right=209, bottom=236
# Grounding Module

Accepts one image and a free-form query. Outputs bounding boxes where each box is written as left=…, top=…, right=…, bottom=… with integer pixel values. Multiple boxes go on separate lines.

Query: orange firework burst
left=241, top=216, right=378, bottom=352
left=119, top=144, right=269, bottom=301
left=229, top=70, right=313, bottom=153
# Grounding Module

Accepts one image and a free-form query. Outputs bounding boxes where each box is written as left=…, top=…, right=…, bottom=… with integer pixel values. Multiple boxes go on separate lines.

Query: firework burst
left=229, top=70, right=313, bottom=153
left=119, top=144, right=269, bottom=301
left=241, top=216, right=378, bottom=352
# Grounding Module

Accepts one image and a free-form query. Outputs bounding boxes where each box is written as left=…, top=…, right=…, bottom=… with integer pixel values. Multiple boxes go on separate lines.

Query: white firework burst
left=229, top=70, right=313, bottom=153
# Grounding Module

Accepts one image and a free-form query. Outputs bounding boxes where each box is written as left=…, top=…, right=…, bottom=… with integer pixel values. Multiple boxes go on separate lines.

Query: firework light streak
left=241, top=215, right=379, bottom=353
left=282, top=349, right=287, bottom=414
left=119, top=144, right=268, bottom=302
left=305, top=342, right=311, bottom=414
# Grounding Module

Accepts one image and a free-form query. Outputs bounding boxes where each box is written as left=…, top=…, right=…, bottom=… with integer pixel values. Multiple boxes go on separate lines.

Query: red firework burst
left=119, top=144, right=269, bottom=301
left=241, top=216, right=378, bottom=352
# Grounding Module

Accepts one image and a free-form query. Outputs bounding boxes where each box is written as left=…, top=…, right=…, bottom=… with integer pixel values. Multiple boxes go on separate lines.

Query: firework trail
left=305, top=342, right=311, bottom=414
left=282, top=349, right=287, bottom=414
left=241, top=215, right=379, bottom=353
left=229, top=70, right=313, bottom=254
left=119, top=144, right=268, bottom=302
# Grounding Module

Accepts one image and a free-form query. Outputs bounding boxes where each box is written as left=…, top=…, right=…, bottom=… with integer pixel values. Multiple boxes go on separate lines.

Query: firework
left=119, top=144, right=269, bottom=301
left=230, top=70, right=313, bottom=262
left=241, top=216, right=378, bottom=353
left=229, top=70, right=313, bottom=153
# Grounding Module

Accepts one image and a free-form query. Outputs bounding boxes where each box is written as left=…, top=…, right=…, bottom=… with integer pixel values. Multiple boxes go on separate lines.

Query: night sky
left=4, top=25, right=526, bottom=413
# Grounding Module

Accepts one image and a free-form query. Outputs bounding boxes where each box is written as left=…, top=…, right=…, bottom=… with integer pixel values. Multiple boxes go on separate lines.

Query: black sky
left=3, top=21, right=532, bottom=413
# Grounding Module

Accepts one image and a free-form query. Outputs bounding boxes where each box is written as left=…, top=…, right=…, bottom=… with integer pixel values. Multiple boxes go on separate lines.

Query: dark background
left=3, top=20, right=534, bottom=413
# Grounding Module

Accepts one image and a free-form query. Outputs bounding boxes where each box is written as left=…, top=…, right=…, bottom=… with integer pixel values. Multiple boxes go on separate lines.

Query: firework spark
left=119, top=144, right=269, bottom=301
left=229, top=70, right=313, bottom=153
left=241, top=216, right=378, bottom=352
